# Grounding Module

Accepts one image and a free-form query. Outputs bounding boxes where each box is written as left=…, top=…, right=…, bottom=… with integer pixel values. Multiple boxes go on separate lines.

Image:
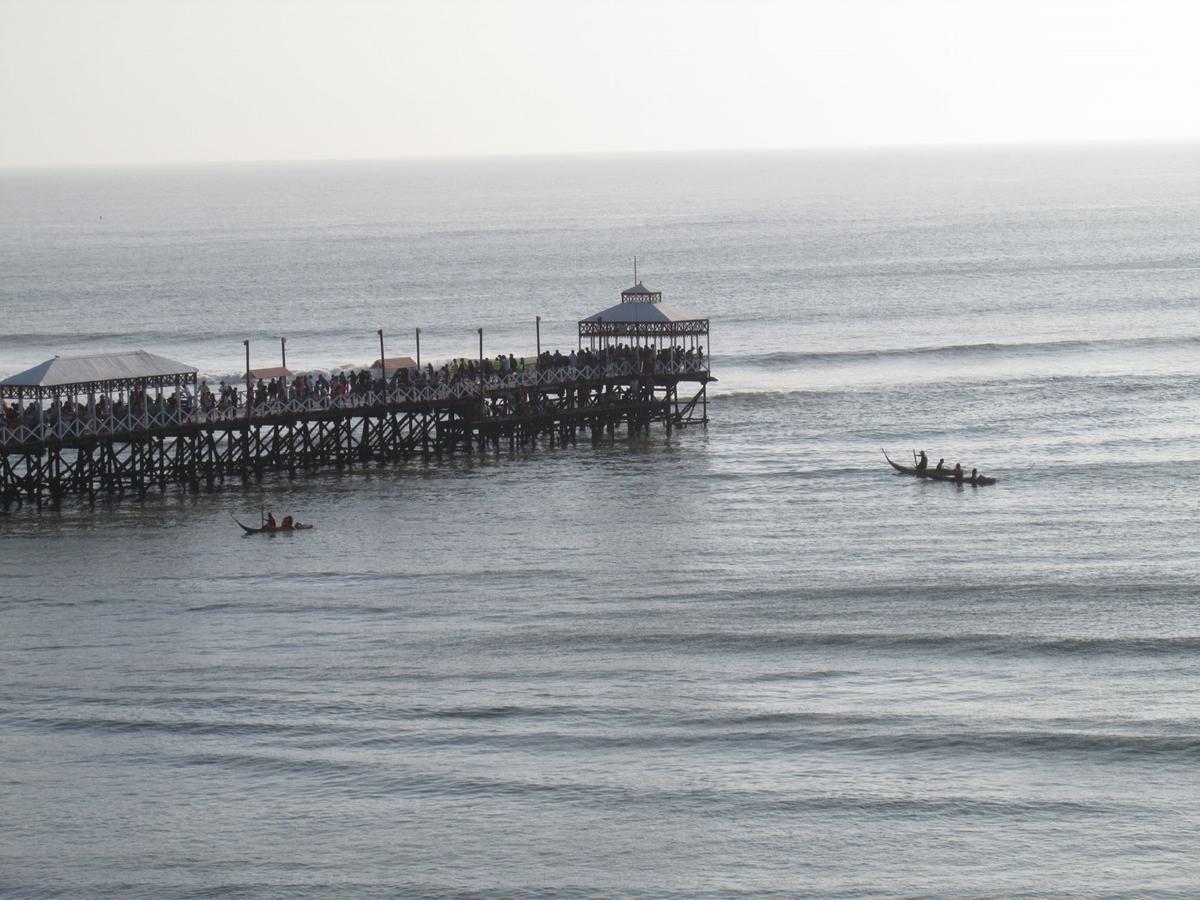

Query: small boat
left=233, top=516, right=313, bottom=534
left=882, top=450, right=997, bottom=486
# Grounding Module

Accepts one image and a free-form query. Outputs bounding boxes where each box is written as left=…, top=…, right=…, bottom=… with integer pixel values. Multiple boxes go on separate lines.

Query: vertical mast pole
left=244, top=340, right=251, bottom=421
left=377, top=329, right=386, bottom=398
left=478, top=327, right=485, bottom=419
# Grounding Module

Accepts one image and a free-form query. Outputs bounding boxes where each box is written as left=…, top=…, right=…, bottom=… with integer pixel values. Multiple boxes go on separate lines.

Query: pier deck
left=1, top=359, right=711, bottom=509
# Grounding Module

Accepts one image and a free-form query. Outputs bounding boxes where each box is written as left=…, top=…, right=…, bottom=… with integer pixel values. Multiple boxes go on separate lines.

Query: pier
left=1, top=282, right=712, bottom=509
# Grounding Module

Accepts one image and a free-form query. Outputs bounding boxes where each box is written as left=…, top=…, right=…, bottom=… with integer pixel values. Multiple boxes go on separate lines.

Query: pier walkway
left=1, top=357, right=711, bottom=509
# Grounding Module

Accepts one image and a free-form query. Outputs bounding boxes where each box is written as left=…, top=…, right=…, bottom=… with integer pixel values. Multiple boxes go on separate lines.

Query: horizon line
left=3, top=136, right=1199, bottom=172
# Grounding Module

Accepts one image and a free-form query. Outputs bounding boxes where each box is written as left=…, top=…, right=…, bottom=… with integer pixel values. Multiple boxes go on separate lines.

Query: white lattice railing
left=1, top=358, right=708, bottom=447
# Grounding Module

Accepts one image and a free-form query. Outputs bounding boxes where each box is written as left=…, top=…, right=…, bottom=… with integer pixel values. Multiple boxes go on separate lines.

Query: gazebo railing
left=1, top=357, right=708, bottom=447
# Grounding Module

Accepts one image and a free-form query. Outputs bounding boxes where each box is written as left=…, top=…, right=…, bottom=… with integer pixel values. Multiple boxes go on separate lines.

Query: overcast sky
left=2, top=0, right=1198, bottom=166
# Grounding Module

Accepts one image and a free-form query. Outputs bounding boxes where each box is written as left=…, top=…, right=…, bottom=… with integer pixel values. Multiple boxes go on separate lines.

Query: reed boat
left=882, top=450, right=996, bottom=486
left=234, top=517, right=313, bottom=534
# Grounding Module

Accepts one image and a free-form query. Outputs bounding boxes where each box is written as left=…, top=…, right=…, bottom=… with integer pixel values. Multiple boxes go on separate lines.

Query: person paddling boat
left=881, top=450, right=997, bottom=486
left=233, top=513, right=313, bottom=533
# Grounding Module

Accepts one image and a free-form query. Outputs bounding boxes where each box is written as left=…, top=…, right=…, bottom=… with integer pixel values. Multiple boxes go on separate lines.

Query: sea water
left=1, top=145, right=1198, bottom=897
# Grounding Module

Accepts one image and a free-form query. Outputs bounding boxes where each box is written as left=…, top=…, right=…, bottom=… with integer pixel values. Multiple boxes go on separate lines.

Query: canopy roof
left=248, top=366, right=292, bottom=380
left=371, top=356, right=418, bottom=371
left=1, top=350, right=198, bottom=398
left=581, top=301, right=705, bottom=325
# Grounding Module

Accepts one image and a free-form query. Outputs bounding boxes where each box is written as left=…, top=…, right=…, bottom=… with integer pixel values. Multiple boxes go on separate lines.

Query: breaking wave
left=720, top=334, right=1199, bottom=368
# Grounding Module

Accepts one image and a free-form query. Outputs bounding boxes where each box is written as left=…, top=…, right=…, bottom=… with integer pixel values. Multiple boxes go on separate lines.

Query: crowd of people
left=195, top=342, right=704, bottom=413
left=229, top=342, right=704, bottom=406
left=1, top=342, right=706, bottom=438
left=3, top=383, right=192, bottom=431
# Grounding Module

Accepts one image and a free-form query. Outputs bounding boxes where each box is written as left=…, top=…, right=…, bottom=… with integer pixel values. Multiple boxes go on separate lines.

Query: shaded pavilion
left=578, top=281, right=709, bottom=356
left=1, top=350, right=198, bottom=420
left=248, top=366, right=293, bottom=381
left=370, top=356, right=418, bottom=372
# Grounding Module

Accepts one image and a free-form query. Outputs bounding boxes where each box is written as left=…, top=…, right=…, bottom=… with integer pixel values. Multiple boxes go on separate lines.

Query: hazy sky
left=2, top=0, right=1198, bottom=166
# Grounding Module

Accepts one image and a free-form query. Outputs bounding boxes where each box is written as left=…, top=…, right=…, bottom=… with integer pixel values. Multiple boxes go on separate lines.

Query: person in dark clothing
left=915, top=450, right=928, bottom=472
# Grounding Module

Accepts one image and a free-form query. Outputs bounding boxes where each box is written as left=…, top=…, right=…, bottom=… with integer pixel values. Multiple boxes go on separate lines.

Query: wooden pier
left=2, top=277, right=713, bottom=510
left=1, top=360, right=711, bottom=509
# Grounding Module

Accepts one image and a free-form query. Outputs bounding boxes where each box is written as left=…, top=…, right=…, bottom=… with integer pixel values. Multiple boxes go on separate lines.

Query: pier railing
left=1, top=357, right=709, bottom=448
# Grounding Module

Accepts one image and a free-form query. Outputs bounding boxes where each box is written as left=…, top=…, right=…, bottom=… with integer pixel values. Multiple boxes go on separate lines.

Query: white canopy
left=1, top=350, right=197, bottom=397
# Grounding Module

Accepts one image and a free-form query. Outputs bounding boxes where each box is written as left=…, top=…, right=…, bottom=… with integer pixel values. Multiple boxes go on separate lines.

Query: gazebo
left=1, top=350, right=198, bottom=419
left=578, top=281, right=709, bottom=354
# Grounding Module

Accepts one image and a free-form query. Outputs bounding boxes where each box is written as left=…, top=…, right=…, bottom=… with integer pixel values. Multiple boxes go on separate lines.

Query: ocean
left=1, top=144, right=1198, bottom=897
